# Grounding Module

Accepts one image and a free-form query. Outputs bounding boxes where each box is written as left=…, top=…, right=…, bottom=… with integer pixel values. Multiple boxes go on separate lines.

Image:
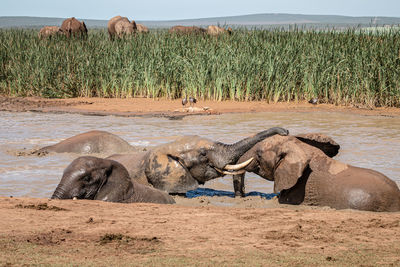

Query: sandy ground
left=1, top=96, right=400, bottom=266
left=1, top=197, right=399, bottom=266
left=1, top=96, right=400, bottom=118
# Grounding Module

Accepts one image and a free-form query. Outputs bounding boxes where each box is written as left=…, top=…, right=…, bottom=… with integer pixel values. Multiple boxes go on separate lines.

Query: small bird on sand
left=182, top=96, right=188, bottom=107
left=309, top=97, right=318, bottom=105
left=189, top=96, right=197, bottom=107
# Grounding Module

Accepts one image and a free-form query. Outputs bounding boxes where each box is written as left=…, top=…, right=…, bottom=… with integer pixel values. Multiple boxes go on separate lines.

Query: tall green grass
left=1, top=28, right=399, bottom=107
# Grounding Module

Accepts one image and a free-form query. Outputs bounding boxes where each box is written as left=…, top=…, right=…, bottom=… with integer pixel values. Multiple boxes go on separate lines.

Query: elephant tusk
left=72, top=197, right=78, bottom=200
left=215, top=168, right=246, bottom=175
left=224, top=157, right=254, bottom=171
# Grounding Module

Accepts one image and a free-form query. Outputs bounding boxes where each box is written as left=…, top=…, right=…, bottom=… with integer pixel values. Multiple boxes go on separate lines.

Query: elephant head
left=233, top=133, right=340, bottom=197
left=234, top=134, right=400, bottom=211
left=51, top=156, right=174, bottom=204
left=142, top=127, right=289, bottom=193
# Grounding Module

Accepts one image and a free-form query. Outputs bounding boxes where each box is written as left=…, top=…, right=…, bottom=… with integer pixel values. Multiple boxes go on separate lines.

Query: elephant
left=136, top=24, right=149, bottom=33
left=233, top=134, right=400, bottom=212
left=34, top=130, right=138, bottom=155
left=108, top=16, right=137, bottom=39
left=60, top=17, right=88, bottom=38
left=104, top=127, right=288, bottom=194
left=206, top=25, right=233, bottom=36
left=38, top=26, right=63, bottom=39
left=51, top=156, right=175, bottom=204
left=169, top=26, right=206, bottom=34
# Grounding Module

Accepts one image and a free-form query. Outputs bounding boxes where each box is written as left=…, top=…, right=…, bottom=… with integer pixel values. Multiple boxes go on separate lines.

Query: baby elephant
left=51, top=156, right=175, bottom=204
left=234, top=134, right=400, bottom=212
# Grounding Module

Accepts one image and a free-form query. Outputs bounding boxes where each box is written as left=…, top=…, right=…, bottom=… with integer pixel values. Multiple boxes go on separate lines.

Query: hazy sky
left=2, top=0, right=400, bottom=20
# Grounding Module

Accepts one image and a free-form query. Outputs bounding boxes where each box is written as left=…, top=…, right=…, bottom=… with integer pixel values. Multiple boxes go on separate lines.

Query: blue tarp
left=186, top=188, right=278, bottom=199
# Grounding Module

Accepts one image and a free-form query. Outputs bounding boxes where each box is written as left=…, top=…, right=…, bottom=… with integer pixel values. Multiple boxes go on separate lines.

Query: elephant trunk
left=213, top=127, right=288, bottom=169
left=51, top=184, right=68, bottom=199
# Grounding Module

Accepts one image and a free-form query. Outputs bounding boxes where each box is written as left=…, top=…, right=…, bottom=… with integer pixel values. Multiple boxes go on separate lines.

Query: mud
left=1, top=197, right=399, bottom=266
left=1, top=96, right=400, bottom=118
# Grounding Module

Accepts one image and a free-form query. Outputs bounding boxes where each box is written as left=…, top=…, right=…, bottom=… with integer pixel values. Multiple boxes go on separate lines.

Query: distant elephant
left=206, top=25, right=232, bottom=36
left=68, top=127, right=288, bottom=194
left=51, top=156, right=175, bottom=204
left=60, top=17, right=88, bottom=38
left=108, top=16, right=137, bottom=39
left=234, top=134, right=400, bottom=212
left=35, top=130, right=137, bottom=155
left=38, top=26, right=63, bottom=39
left=169, top=26, right=206, bottom=34
left=136, top=24, right=149, bottom=33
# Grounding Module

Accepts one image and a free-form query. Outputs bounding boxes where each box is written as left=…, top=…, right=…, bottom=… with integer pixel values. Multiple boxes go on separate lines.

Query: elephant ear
left=94, top=159, right=133, bottom=202
left=273, top=141, right=311, bottom=193
left=295, top=133, right=340, bottom=158
left=144, top=151, right=199, bottom=193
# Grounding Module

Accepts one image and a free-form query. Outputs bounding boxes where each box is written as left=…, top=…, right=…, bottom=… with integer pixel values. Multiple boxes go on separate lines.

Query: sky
left=2, top=0, right=400, bottom=21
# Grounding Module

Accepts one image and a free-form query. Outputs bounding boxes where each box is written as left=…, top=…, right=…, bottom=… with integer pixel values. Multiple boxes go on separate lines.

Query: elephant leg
left=233, top=174, right=246, bottom=197
left=145, top=153, right=199, bottom=194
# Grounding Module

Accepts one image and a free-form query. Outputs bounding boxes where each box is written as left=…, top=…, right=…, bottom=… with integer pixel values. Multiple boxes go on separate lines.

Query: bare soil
left=1, top=97, right=400, bottom=266
left=1, top=96, right=400, bottom=118
left=1, top=197, right=399, bottom=266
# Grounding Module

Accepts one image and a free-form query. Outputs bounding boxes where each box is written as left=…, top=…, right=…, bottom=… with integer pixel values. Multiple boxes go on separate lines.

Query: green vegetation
left=1, top=28, right=400, bottom=107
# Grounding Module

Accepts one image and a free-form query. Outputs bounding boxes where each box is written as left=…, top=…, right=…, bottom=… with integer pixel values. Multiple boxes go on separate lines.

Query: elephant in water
left=108, top=16, right=137, bottom=39
left=38, top=26, right=63, bottom=39
left=51, top=156, right=175, bottom=204
left=34, top=130, right=137, bottom=155
left=60, top=17, right=88, bottom=38
left=69, top=127, right=289, bottom=194
left=233, top=134, right=400, bottom=212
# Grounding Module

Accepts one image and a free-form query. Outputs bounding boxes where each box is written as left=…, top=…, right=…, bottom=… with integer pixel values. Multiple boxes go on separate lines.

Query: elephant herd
left=28, top=128, right=400, bottom=212
left=38, top=16, right=232, bottom=39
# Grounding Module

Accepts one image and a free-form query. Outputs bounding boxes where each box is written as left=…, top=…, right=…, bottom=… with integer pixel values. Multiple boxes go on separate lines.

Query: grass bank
left=1, top=28, right=399, bottom=107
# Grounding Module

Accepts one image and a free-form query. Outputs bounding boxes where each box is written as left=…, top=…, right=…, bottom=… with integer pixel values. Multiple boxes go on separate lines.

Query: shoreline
left=1, top=96, right=400, bottom=118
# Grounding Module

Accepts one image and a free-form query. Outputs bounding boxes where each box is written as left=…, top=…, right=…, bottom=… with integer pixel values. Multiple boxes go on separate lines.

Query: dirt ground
left=1, top=96, right=400, bottom=118
left=1, top=96, right=400, bottom=266
left=1, top=197, right=399, bottom=266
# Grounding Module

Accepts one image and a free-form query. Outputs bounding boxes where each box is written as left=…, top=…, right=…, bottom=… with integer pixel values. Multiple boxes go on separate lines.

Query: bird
left=182, top=96, right=188, bottom=107
left=189, top=96, right=197, bottom=107
left=308, top=97, right=318, bottom=105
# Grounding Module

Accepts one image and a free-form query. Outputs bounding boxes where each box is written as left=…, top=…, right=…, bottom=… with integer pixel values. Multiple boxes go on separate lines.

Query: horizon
left=2, top=0, right=400, bottom=21
left=2, top=12, right=400, bottom=22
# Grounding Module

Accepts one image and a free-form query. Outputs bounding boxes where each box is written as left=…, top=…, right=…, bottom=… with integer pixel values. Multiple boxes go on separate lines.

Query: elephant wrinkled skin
left=51, top=156, right=175, bottom=204
left=36, top=130, right=137, bottom=155
left=90, top=127, right=288, bottom=194
left=234, top=134, right=400, bottom=212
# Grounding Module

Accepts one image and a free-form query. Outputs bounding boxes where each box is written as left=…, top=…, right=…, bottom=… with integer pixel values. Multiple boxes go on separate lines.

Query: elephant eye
left=81, top=175, right=91, bottom=183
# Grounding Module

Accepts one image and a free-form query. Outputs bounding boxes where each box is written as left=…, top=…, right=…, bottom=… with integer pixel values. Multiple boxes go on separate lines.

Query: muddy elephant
left=206, top=25, right=232, bottom=36
left=136, top=24, right=149, bottom=33
left=108, top=16, right=137, bottom=39
left=51, top=156, right=175, bottom=204
left=38, top=26, right=63, bottom=39
left=233, top=134, right=400, bottom=212
left=105, top=128, right=288, bottom=193
left=169, top=26, right=206, bottom=34
left=35, top=130, right=137, bottom=155
left=60, top=17, right=88, bottom=38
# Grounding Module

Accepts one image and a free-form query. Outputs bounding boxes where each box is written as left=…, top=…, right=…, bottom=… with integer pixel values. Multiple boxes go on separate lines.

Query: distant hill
left=1, top=13, right=400, bottom=29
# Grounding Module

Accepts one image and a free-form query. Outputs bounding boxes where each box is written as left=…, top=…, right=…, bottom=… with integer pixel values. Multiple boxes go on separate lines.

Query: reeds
left=1, top=28, right=399, bottom=107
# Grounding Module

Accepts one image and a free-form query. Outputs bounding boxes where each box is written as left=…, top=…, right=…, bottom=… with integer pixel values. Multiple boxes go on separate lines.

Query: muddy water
left=0, top=111, right=399, bottom=198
